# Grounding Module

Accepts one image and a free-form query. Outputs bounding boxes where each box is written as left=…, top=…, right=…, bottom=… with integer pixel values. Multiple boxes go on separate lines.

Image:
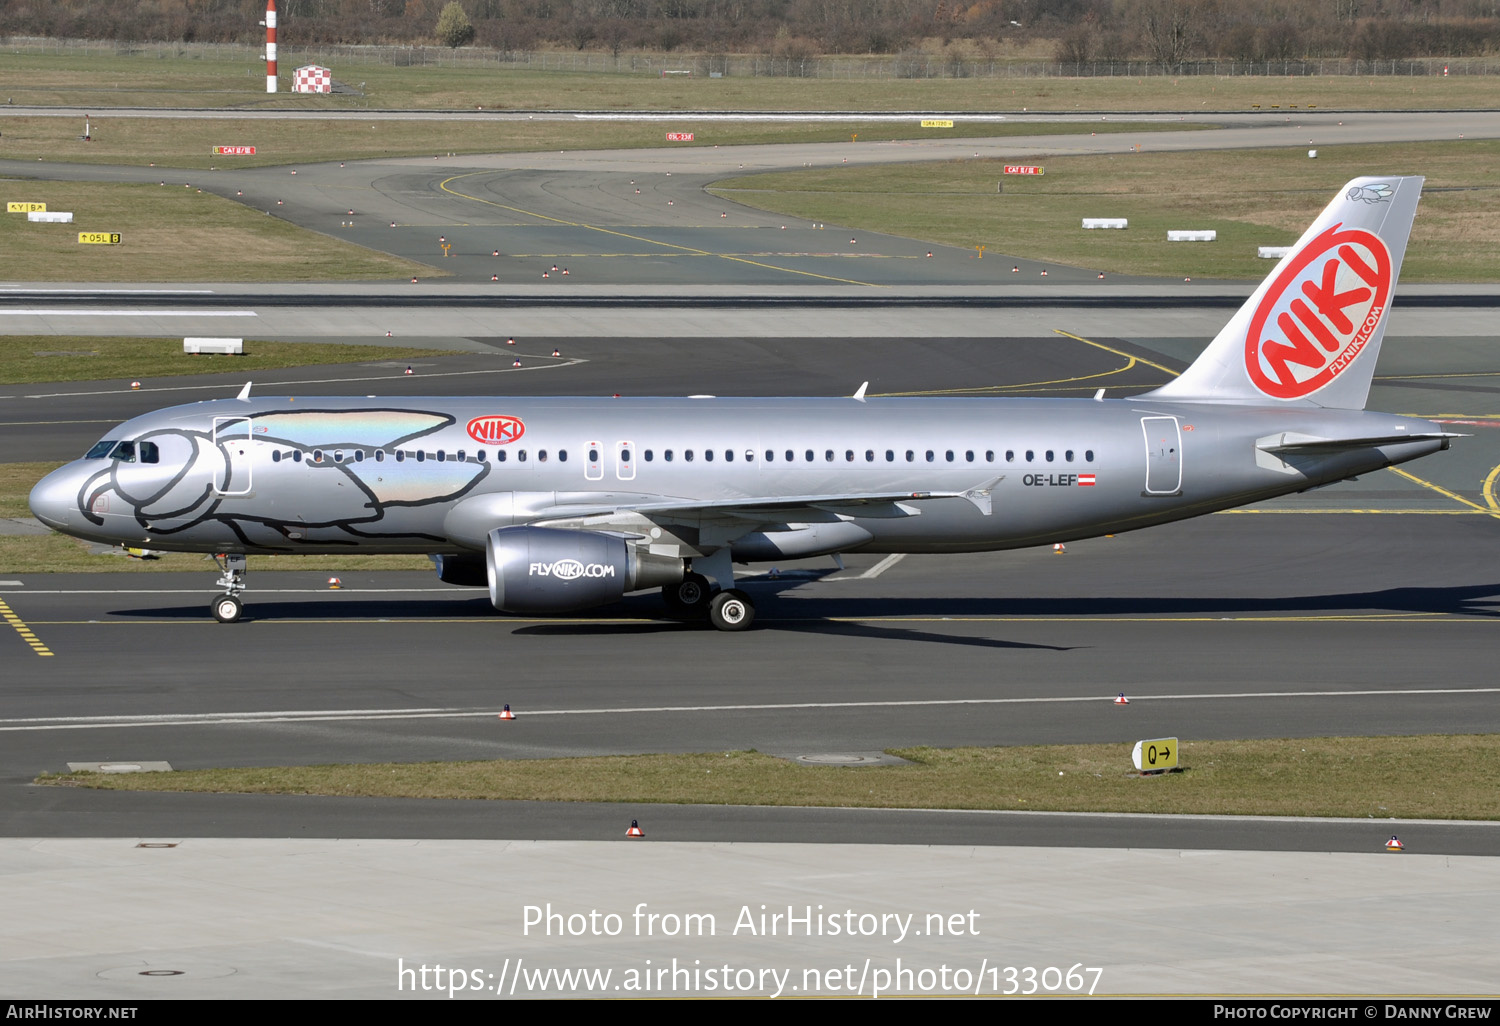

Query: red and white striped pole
left=264, top=0, right=278, bottom=93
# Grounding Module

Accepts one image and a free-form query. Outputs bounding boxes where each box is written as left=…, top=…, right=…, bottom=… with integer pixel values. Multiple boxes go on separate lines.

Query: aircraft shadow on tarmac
left=109, top=581, right=1500, bottom=636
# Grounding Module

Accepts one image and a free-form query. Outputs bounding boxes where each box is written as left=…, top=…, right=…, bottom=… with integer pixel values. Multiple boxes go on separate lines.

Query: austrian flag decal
left=1245, top=223, right=1392, bottom=400
left=1078, top=474, right=1096, bottom=486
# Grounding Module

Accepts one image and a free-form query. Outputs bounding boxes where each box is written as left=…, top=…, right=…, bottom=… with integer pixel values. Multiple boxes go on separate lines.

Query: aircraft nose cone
left=29, top=465, right=83, bottom=531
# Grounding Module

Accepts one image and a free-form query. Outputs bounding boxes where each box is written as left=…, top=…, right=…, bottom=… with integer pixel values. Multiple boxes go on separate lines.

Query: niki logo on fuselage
left=1245, top=223, right=1392, bottom=400
left=467, top=415, right=525, bottom=446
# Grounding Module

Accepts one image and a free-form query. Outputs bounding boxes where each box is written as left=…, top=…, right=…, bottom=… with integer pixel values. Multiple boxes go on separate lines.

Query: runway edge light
left=498, top=704, right=515, bottom=721
left=626, top=820, right=644, bottom=838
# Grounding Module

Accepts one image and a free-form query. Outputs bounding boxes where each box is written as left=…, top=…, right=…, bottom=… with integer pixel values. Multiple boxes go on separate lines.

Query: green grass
left=0, top=336, right=445, bottom=385
left=709, top=138, right=1500, bottom=281
left=3, top=51, right=1498, bottom=112
left=0, top=182, right=433, bottom=281
left=0, top=113, right=1196, bottom=169
left=39, top=735, right=1500, bottom=820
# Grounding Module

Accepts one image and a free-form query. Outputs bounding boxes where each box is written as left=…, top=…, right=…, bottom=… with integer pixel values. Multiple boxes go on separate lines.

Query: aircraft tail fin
left=1144, top=175, right=1423, bottom=410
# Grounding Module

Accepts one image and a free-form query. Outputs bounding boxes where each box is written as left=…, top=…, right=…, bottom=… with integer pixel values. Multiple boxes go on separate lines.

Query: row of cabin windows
left=271, top=448, right=568, bottom=465
left=271, top=446, right=1098, bottom=466
left=638, top=448, right=1096, bottom=464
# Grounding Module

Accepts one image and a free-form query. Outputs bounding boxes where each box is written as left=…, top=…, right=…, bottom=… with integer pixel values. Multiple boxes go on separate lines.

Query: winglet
left=852, top=381, right=868, bottom=402
left=236, top=381, right=253, bottom=401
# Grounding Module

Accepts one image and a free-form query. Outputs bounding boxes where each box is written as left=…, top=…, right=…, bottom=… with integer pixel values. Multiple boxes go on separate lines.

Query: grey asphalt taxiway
left=2, top=117, right=1499, bottom=997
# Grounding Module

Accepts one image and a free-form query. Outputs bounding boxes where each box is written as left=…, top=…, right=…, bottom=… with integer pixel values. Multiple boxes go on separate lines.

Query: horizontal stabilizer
left=1256, top=430, right=1461, bottom=454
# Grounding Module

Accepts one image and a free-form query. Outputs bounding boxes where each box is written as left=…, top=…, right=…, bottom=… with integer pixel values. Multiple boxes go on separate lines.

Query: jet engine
left=430, top=552, right=488, bottom=587
left=485, top=526, right=683, bottom=614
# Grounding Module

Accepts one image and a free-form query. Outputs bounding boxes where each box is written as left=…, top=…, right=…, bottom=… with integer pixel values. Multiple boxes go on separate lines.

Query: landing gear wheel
left=707, top=589, right=755, bottom=632
left=211, top=594, right=243, bottom=623
left=663, top=572, right=712, bottom=616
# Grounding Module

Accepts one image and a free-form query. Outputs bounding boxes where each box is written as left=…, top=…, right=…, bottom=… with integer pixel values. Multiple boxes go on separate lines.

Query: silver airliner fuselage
left=26, top=175, right=1456, bottom=629
left=30, top=395, right=1447, bottom=560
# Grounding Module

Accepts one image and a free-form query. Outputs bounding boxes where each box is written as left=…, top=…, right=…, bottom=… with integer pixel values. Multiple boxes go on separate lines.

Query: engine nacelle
left=485, top=526, right=683, bottom=614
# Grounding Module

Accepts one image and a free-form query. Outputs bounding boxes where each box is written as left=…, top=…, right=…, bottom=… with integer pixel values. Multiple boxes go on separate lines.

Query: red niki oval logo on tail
left=1245, top=223, right=1392, bottom=400
left=466, top=415, right=525, bottom=445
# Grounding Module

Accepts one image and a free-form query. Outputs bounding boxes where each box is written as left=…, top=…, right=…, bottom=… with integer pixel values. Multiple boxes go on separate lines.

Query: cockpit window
left=86, top=439, right=150, bottom=463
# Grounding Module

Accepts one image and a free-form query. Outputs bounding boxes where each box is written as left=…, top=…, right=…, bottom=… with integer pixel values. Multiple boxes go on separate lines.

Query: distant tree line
left=4, top=0, right=1500, bottom=62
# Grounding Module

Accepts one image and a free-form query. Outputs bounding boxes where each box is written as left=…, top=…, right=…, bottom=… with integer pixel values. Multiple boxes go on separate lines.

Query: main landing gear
left=211, top=553, right=247, bottom=623
left=661, top=570, right=756, bottom=631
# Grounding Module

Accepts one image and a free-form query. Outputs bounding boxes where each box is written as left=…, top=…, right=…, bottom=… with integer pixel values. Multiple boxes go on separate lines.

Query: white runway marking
left=4, top=687, right=1497, bottom=732
left=19, top=358, right=585, bottom=399
left=0, top=289, right=217, bottom=295
left=0, top=309, right=254, bottom=317
left=827, top=553, right=905, bottom=581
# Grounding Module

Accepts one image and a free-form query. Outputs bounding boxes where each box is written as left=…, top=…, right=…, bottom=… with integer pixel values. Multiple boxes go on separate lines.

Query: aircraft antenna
left=852, top=381, right=869, bottom=402
left=236, top=381, right=253, bottom=401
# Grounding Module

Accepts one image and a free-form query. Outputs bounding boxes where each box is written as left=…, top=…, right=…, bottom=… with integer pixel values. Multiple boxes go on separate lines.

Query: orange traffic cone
left=1053, top=543, right=1065, bottom=554
left=1011, top=266, right=1019, bottom=273
left=498, top=704, right=515, bottom=721
left=327, top=577, right=341, bottom=589
left=1386, top=836, right=1404, bottom=851
left=1114, top=693, right=1129, bottom=705
left=626, top=820, right=644, bottom=838
left=404, top=366, right=413, bottom=375
left=551, top=349, right=561, bottom=357
left=513, top=359, right=522, bottom=367
left=130, top=381, right=141, bottom=390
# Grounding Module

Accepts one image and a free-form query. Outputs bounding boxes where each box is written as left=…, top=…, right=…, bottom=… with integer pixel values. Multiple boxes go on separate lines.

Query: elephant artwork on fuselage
left=74, top=408, right=491, bottom=553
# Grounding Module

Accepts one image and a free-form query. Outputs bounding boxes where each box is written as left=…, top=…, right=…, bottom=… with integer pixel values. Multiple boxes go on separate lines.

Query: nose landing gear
left=210, top=553, right=247, bottom=623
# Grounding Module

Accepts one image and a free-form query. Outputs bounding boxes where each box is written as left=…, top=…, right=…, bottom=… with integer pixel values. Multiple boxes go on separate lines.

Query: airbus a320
left=29, top=176, right=1454, bottom=630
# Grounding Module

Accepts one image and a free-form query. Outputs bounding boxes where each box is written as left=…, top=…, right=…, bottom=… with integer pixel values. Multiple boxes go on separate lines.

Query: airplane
left=28, top=176, right=1458, bottom=630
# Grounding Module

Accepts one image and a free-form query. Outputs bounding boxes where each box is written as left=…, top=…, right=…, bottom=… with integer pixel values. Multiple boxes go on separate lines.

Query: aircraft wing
left=536, top=478, right=1004, bottom=526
